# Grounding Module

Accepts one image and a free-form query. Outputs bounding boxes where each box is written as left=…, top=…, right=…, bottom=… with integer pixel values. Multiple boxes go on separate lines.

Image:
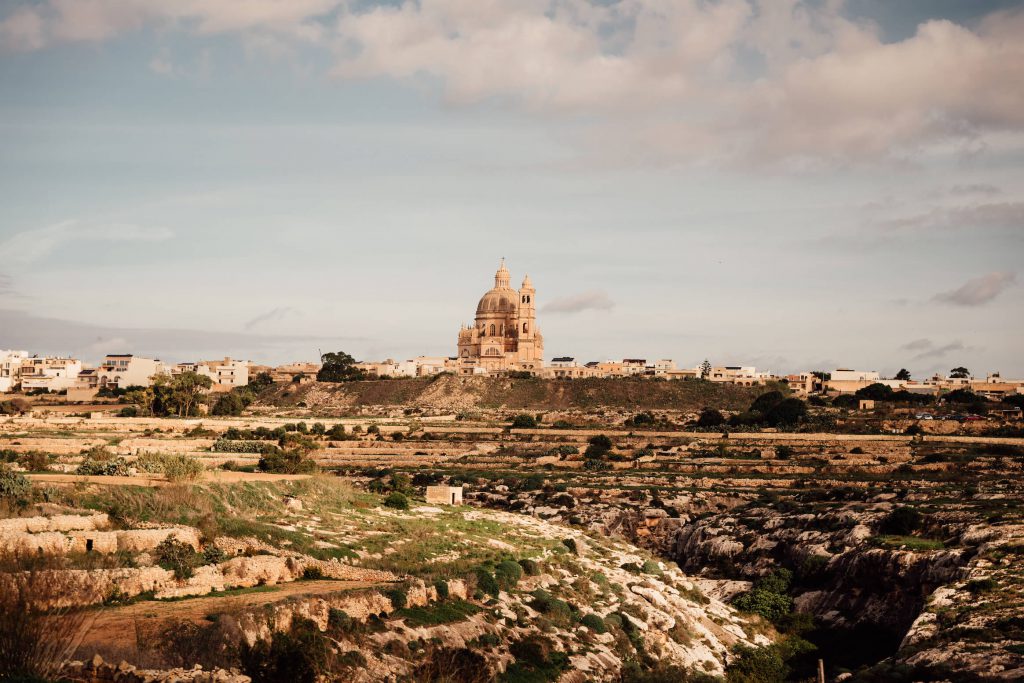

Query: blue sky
left=0, top=0, right=1021, bottom=378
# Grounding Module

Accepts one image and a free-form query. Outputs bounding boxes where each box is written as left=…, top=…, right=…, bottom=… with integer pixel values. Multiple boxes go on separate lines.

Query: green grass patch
left=393, top=599, right=481, bottom=626
left=870, top=535, right=945, bottom=551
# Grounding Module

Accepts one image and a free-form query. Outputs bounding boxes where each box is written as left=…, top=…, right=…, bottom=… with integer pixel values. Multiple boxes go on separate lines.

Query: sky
left=0, top=0, right=1021, bottom=378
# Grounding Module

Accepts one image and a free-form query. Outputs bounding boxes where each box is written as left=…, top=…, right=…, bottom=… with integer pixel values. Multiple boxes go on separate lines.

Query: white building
left=175, top=358, right=251, bottom=390
left=19, top=356, right=82, bottom=392
left=831, top=369, right=881, bottom=382
left=94, top=354, right=168, bottom=389
left=0, top=350, right=28, bottom=393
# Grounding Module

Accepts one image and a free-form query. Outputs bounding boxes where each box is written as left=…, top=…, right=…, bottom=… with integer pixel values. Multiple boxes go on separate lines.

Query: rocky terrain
left=3, top=389, right=1023, bottom=682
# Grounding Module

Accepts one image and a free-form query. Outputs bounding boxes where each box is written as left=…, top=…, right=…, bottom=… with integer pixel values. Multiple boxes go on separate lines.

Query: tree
left=511, top=414, right=538, bottom=428
left=699, top=359, right=712, bottom=380
left=895, top=368, right=911, bottom=381
left=950, top=367, right=971, bottom=379
left=763, top=398, right=807, bottom=427
left=811, top=371, right=831, bottom=381
left=697, top=408, right=725, bottom=428
left=855, top=383, right=894, bottom=401
left=317, top=351, right=365, bottom=382
left=152, top=372, right=213, bottom=417
left=212, top=392, right=245, bottom=416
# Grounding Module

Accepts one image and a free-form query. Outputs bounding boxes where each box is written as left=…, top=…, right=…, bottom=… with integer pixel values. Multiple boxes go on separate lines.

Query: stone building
left=457, top=260, right=544, bottom=375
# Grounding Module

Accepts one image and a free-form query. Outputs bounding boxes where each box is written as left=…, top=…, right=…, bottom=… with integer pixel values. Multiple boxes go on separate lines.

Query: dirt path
left=71, top=579, right=380, bottom=661
left=27, top=471, right=313, bottom=487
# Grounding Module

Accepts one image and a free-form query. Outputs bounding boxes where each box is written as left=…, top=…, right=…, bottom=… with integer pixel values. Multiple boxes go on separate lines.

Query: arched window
left=499, top=324, right=504, bottom=335
left=489, top=324, right=496, bottom=336
left=527, top=295, right=531, bottom=303
left=522, top=295, right=527, bottom=303
left=523, top=322, right=528, bottom=333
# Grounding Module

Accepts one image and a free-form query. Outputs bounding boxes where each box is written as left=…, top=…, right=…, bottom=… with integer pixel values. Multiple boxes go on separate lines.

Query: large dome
left=476, top=289, right=514, bottom=314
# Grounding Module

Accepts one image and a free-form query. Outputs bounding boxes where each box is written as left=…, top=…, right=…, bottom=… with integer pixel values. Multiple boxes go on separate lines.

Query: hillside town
left=3, top=262, right=1022, bottom=406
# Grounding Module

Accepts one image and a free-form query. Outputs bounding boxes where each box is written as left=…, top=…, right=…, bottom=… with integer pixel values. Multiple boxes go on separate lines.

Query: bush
left=474, top=569, right=500, bottom=597
left=155, top=537, right=198, bottom=580
left=774, top=445, right=794, bottom=459
left=383, top=492, right=410, bottom=510
left=733, top=589, right=793, bottom=623
left=518, top=558, right=541, bottom=576
left=763, top=398, right=807, bottom=427
left=211, top=392, right=246, bottom=416
left=162, top=454, right=204, bottom=482
left=511, top=414, right=538, bottom=428
left=203, top=545, right=227, bottom=565
left=76, top=457, right=130, bottom=476
left=328, top=608, right=353, bottom=632
left=880, top=507, right=923, bottom=536
left=386, top=588, right=408, bottom=609
left=258, top=451, right=317, bottom=474
left=580, top=613, right=607, bottom=633
left=697, top=408, right=725, bottom=428
left=434, top=580, right=450, bottom=600
left=0, top=465, right=31, bottom=507
left=562, top=538, right=579, bottom=555
left=240, top=618, right=330, bottom=683
left=495, top=559, right=524, bottom=590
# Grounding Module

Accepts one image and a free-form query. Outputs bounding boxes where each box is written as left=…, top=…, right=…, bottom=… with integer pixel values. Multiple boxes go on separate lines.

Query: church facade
left=457, top=260, right=544, bottom=375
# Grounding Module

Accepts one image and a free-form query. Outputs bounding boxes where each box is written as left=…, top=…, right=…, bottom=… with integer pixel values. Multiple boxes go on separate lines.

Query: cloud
left=244, top=306, right=299, bottom=330
left=879, top=202, right=1024, bottom=232
left=948, top=184, right=1001, bottom=197
left=0, top=273, right=14, bottom=295
left=544, top=290, right=614, bottom=314
left=0, top=221, right=174, bottom=266
left=934, top=271, right=1016, bottom=306
left=900, top=338, right=933, bottom=352
left=3, top=1, right=1024, bottom=165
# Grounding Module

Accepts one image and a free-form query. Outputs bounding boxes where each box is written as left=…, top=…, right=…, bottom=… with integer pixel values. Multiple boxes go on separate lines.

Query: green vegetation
left=732, top=569, right=794, bottom=623
left=394, top=599, right=481, bottom=626
left=0, top=464, right=31, bottom=508
left=512, top=414, right=539, bottom=428
left=383, top=491, right=410, bottom=510
left=317, top=351, right=366, bottom=382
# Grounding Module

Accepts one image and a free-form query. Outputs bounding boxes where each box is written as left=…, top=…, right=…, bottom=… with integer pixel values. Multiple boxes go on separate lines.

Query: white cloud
left=934, top=271, right=1016, bottom=307
left=1, top=1, right=1023, bottom=165
left=544, top=290, right=614, bottom=314
left=0, top=221, right=175, bottom=266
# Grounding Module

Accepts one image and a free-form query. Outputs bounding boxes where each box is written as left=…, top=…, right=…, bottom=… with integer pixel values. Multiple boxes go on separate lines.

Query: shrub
left=303, top=566, right=324, bottom=580
left=763, top=398, right=807, bottom=427
left=474, top=569, right=500, bottom=597
left=76, top=457, right=130, bottom=476
left=412, top=647, right=491, bottom=683
left=240, top=618, right=330, bottom=683
left=155, top=536, right=198, bottom=580
left=434, top=580, right=450, bottom=600
left=511, top=414, right=538, bottom=428
left=211, top=392, right=245, bottom=416
left=383, top=492, right=410, bottom=510
left=733, top=589, right=793, bottom=623
left=697, top=408, right=725, bottom=428
left=386, top=588, right=408, bottom=610
left=0, top=465, right=31, bottom=507
left=562, top=538, right=579, bottom=555
left=518, top=558, right=541, bottom=576
left=580, top=613, right=607, bottom=633
left=328, top=608, right=353, bottom=632
left=258, top=451, right=317, bottom=474
left=162, top=454, right=204, bottom=482
left=774, top=445, right=794, bottom=459
left=0, top=570, right=99, bottom=681
left=495, top=559, right=524, bottom=590
left=327, top=424, right=349, bottom=440
left=880, top=507, right=923, bottom=536
left=203, top=545, right=227, bottom=565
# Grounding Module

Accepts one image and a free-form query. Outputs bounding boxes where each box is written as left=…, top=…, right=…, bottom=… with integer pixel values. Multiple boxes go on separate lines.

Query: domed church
left=457, top=260, right=544, bottom=375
